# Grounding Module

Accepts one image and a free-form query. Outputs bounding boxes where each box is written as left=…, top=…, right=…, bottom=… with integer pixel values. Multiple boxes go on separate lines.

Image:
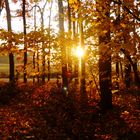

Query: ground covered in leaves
left=0, top=82, right=140, bottom=140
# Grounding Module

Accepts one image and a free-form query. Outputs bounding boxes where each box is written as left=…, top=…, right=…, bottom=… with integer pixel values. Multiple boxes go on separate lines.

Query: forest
left=0, top=0, right=140, bottom=139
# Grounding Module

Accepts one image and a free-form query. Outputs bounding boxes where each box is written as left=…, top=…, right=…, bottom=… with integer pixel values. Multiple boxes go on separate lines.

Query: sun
left=76, top=46, right=84, bottom=58
left=72, top=46, right=84, bottom=58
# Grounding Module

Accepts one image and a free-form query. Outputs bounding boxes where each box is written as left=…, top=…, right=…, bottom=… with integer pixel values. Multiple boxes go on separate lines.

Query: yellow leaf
left=69, top=0, right=78, bottom=4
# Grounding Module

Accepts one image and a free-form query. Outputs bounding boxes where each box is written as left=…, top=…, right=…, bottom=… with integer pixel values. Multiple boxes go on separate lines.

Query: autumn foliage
left=0, top=82, right=140, bottom=139
left=0, top=0, right=140, bottom=139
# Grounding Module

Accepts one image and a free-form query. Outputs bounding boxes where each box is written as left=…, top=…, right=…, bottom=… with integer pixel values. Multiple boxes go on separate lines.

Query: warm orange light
left=72, top=46, right=84, bottom=58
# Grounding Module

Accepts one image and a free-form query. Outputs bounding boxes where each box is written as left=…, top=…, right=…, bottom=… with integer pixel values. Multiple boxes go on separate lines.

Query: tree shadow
left=91, top=105, right=140, bottom=140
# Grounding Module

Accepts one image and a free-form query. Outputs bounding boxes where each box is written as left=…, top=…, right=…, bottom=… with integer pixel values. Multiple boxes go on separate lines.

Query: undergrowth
left=0, top=82, right=140, bottom=140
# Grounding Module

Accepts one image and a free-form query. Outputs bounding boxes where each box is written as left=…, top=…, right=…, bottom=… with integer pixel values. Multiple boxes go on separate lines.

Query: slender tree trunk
left=79, top=20, right=87, bottom=106
left=121, top=48, right=140, bottom=86
left=67, top=1, right=71, bottom=31
left=47, top=49, right=50, bottom=81
left=41, top=11, right=46, bottom=83
left=33, top=5, right=37, bottom=83
left=98, top=0, right=112, bottom=110
left=33, top=3, right=47, bottom=83
left=125, top=63, right=131, bottom=88
left=67, top=0, right=72, bottom=75
left=132, top=5, right=139, bottom=85
left=33, top=52, right=35, bottom=83
left=74, top=0, right=88, bottom=107
left=120, top=61, right=124, bottom=80
left=37, top=45, right=40, bottom=83
left=48, top=0, right=53, bottom=81
left=58, top=0, right=68, bottom=93
left=123, top=7, right=132, bottom=88
left=72, top=12, right=78, bottom=84
left=115, top=1, right=121, bottom=90
left=34, top=5, right=40, bottom=83
left=116, top=60, right=119, bottom=89
left=72, top=13, right=76, bottom=37
left=5, top=0, right=15, bottom=83
left=23, top=0, right=27, bottom=83
left=40, top=2, right=47, bottom=83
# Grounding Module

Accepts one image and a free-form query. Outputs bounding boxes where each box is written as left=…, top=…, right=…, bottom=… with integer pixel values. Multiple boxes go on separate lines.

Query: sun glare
left=74, top=46, right=84, bottom=58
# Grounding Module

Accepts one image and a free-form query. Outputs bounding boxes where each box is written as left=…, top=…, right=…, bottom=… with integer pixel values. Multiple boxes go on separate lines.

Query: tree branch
left=112, top=0, right=140, bottom=21
left=120, top=48, right=140, bottom=85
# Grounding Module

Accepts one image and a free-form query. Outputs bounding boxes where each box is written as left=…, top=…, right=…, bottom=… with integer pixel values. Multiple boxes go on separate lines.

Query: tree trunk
left=72, top=12, right=78, bottom=84
left=116, top=60, right=119, bottom=89
left=40, top=2, right=47, bottom=83
left=98, top=0, right=112, bottom=110
left=48, top=0, right=53, bottom=81
left=79, top=20, right=87, bottom=106
left=121, top=48, right=140, bottom=86
left=37, top=45, right=40, bottom=83
left=125, top=63, right=131, bottom=88
left=33, top=52, right=35, bottom=83
left=33, top=4, right=37, bottom=84
left=23, top=0, right=27, bottom=83
left=5, top=0, right=15, bottom=83
left=99, top=43, right=112, bottom=110
left=58, top=0, right=68, bottom=93
left=132, top=4, right=139, bottom=86
left=120, top=61, right=124, bottom=80
left=41, top=10, right=45, bottom=83
left=67, top=0, right=72, bottom=75
left=115, top=1, right=121, bottom=90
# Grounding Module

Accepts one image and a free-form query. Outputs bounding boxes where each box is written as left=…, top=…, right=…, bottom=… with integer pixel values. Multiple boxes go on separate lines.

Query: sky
left=0, top=0, right=59, bottom=33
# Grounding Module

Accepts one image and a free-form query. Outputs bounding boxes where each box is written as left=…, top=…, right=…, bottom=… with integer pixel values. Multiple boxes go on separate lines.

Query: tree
left=58, top=0, right=68, bottom=93
left=38, top=2, right=47, bottom=83
left=97, top=0, right=112, bottom=110
left=115, top=0, right=140, bottom=87
left=69, top=0, right=112, bottom=109
left=33, top=4, right=37, bottom=83
left=78, top=1, right=87, bottom=106
left=5, top=0, right=15, bottom=83
left=65, top=0, right=139, bottom=109
left=22, top=0, right=27, bottom=83
left=123, top=0, right=140, bottom=87
left=47, top=0, right=53, bottom=81
left=67, top=0, right=72, bottom=76
left=72, top=5, right=79, bottom=85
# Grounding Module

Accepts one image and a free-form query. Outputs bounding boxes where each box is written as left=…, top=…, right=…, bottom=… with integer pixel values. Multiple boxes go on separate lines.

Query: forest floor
left=0, top=82, right=140, bottom=140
